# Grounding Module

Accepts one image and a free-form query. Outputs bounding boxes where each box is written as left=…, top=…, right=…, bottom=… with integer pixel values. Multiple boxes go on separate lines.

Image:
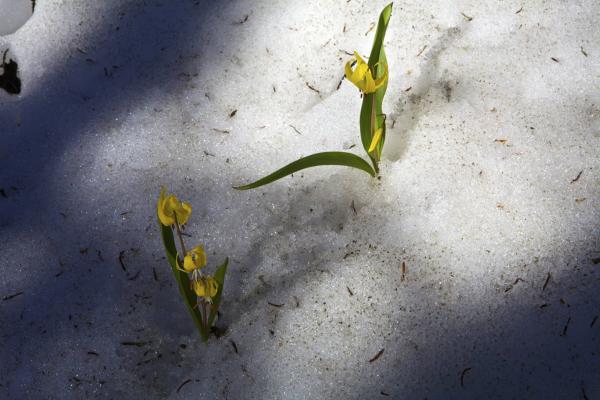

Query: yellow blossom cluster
left=158, top=187, right=218, bottom=301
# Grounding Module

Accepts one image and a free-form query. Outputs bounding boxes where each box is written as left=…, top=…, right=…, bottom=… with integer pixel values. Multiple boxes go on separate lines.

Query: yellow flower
left=368, top=127, right=384, bottom=153
left=157, top=187, right=192, bottom=226
left=184, top=245, right=207, bottom=272
left=192, top=276, right=219, bottom=300
left=345, top=51, right=388, bottom=94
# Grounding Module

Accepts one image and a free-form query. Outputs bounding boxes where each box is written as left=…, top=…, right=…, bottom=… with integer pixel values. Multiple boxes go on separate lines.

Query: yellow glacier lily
left=192, top=276, right=219, bottom=300
left=345, top=51, right=388, bottom=94
left=184, top=245, right=207, bottom=272
left=157, top=187, right=192, bottom=226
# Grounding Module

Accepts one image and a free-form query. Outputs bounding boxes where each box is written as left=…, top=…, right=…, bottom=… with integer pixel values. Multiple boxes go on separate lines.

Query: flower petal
left=345, top=58, right=356, bottom=81
left=368, top=127, right=384, bottom=153
left=364, top=70, right=376, bottom=93
left=157, top=187, right=176, bottom=226
left=205, top=276, right=219, bottom=298
left=353, top=51, right=367, bottom=66
left=183, top=245, right=207, bottom=271
left=192, top=276, right=219, bottom=300
left=177, top=201, right=192, bottom=225
left=192, top=279, right=206, bottom=297
left=371, top=61, right=388, bottom=92
left=346, top=51, right=372, bottom=92
left=344, top=52, right=388, bottom=94
left=183, top=254, right=195, bottom=272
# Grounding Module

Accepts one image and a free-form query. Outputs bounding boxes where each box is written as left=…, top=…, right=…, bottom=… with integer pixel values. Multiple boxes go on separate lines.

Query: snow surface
left=1, top=0, right=599, bottom=399
left=0, top=0, right=32, bottom=36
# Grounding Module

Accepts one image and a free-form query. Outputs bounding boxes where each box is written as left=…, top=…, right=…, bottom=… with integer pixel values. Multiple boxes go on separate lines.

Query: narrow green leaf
left=234, top=151, right=376, bottom=190
left=159, top=221, right=178, bottom=271
left=207, top=257, right=228, bottom=328
left=360, top=93, right=377, bottom=165
left=359, top=3, right=393, bottom=162
left=159, top=220, right=207, bottom=341
left=369, top=3, right=393, bottom=70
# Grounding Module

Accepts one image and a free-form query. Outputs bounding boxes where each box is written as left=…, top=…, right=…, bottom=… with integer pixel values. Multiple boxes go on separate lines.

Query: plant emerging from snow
left=157, top=187, right=228, bottom=342
left=235, top=3, right=393, bottom=190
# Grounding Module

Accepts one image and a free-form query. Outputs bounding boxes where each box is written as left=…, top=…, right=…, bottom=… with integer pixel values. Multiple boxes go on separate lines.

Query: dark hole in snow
left=0, top=50, right=21, bottom=94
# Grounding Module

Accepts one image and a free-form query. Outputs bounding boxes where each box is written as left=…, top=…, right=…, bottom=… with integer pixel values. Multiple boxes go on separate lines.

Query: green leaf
left=369, top=3, right=393, bottom=71
left=233, top=151, right=376, bottom=190
left=207, top=257, right=228, bottom=328
left=159, top=221, right=177, bottom=271
left=359, top=3, right=393, bottom=164
left=159, top=220, right=208, bottom=341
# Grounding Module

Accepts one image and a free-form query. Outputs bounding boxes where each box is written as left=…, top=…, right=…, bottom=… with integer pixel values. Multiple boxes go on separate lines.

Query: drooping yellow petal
left=157, top=187, right=176, bottom=226
left=345, top=59, right=364, bottom=90
left=371, top=61, right=388, bottom=92
left=345, top=51, right=369, bottom=92
left=192, top=276, right=219, bottom=300
left=183, top=245, right=207, bottom=272
left=165, top=195, right=179, bottom=220
left=354, top=51, right=367, bottom=66
left=345, top=59, right=355, bottom=82
left=176, top=201, right=192, bottom=225
left=345, top=51, right=388, bottom=94
left=364, top=70, right=376, bottom=93
left=157, top=187, right=165, bottom=221
left=368, top=127, right=384, bottom=153
left=204, top=276, right=219, bottom=298
left=156, top=187, right=192, bottom=226
left=192, top=279, right=207, bottom=297
left=183, top=254, right=195, bottom=271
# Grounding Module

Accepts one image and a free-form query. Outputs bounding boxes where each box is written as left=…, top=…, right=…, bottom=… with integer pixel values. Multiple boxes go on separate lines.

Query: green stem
left=173, top=216, right=187, bottom=258
left=369, top=94, right=380, bottom=173
left=199, top=300, right=211, bottom=341
left=202, top=301, right=209, bottom=329
left=199, top=300, right=209, bottom=340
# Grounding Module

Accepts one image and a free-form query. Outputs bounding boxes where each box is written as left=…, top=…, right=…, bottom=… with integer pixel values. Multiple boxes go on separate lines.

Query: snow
left=1, top=0, right=599, bottom=399
left=0, top=0, right=32, bottom=36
